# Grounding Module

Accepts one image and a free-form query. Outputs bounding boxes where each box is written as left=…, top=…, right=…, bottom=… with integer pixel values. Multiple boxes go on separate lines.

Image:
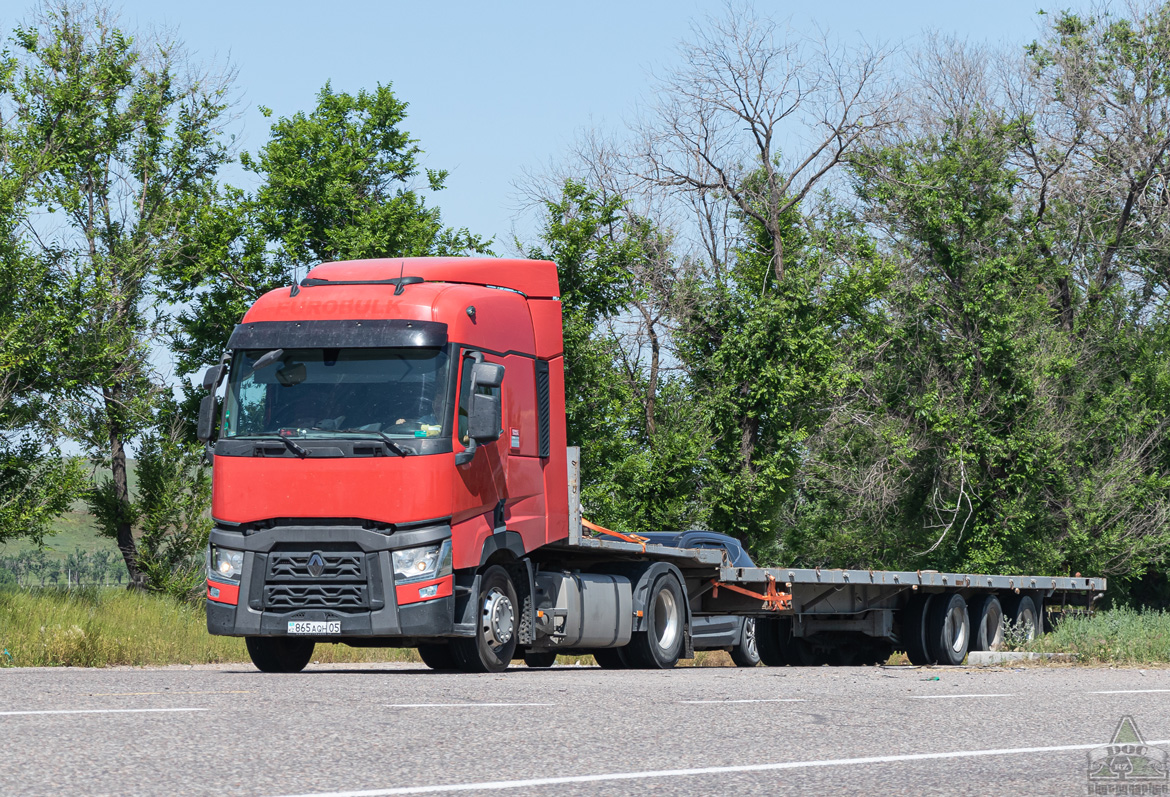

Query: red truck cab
left=201, top=257, right=569, bottom=671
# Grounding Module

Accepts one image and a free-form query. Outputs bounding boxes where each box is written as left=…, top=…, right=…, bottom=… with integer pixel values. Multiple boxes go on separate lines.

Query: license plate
left=287, top=621, right=341, bottom=634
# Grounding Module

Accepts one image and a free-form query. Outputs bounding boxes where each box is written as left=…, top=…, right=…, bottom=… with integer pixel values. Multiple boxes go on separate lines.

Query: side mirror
left=201, top=365, right=224, bottom=390
left=468, top=392, right=501, bottom=442
left=197, top=394, right=217, bottom=442
left=471, top=362, right=504, bottom=388
left=455, top=359, right=505, bottom=466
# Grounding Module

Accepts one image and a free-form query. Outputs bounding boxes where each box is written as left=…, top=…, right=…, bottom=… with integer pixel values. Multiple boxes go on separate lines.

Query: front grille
left=265, top=583, right=369, bottom=611
left=261, top=546, right=376, bottom=614
left=267, top=551, right=364, bottom=581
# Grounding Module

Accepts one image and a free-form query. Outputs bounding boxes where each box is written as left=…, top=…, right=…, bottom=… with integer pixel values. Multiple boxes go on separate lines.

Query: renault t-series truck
left=198, top=257, right=1105, bottom=673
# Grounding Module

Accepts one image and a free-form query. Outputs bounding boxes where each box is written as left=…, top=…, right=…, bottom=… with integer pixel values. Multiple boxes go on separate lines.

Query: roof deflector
left=289, top=275, right=424, bottom=297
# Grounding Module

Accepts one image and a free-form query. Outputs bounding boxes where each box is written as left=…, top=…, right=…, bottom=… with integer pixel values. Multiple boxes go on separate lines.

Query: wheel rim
left=653, top=587, right=680, bottom=651
left=743, top=618, right=758, bottom=660
left=1019, top=608, right=1037, bottom=641
left=481, top=588, right=514, bottom=650
left=944, top=603, right=968, bottom=655
left=985, top=602, right=1004, bottom=651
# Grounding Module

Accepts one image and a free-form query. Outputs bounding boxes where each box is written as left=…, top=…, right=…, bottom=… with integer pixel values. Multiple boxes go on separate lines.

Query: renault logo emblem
left=306, top=552, right=326, bottom=578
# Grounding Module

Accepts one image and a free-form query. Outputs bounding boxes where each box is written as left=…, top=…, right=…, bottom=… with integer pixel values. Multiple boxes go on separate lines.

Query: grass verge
left=1024, top=607, right=1170, bottom=664
left=0, top=587, right=744, bottom=669
left=0, top=587, right=419, bottom=667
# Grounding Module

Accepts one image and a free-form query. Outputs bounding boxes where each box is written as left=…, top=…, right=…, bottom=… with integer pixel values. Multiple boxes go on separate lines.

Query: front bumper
left=205, top=522, right=457, bottom=639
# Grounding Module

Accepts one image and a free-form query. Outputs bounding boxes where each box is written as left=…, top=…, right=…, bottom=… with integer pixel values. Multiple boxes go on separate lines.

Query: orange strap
left=710, top=574, right=792, bottom=612
left=581, top=518, right=649, bottom=552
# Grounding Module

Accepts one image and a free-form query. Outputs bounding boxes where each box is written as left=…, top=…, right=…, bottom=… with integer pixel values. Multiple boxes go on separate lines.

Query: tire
left=967, top=595, right=1004, bottom=652
left=523, top=650, right=558, bottom=668
left=245, top=636, right=314, bottom=673
left=900, top=593, right=936, bottom=665
left=417, top=643, right=458, bottom=670
left=926, top=593, right=970, bottom=666
left=729, top=617, right=761, bottom=667
left=755, top=617, right=790, bottom=666
left=592, top=647, right=630, bottom=669
left=1002, top=594, right=1040, bottom=644
left=451, top=565, right=519, bottom=673
left=625, top=573, right=686, bottom=669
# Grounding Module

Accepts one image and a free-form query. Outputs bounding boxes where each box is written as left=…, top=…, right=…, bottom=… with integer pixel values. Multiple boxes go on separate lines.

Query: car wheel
left=730, top=617, right=761, bottom=667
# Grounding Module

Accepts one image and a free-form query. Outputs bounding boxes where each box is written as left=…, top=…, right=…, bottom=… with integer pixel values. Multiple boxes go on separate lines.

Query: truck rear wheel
left=900, top=594, right=935, bottom=665
left=625, top=573, right=685, bottom=669
left=451, top=565, right=519, bottom=673
left=417, top=643, right=458, bottom=670
left=967, top=595, right=1004, bottom=652
left=926, top=593, right=969, bottom=665
left=592, top=648, right=630, bottom=669
left=245, top=636, right=314, bottom=673
left=729, top=617, right=761, bottom=667
left=523, top=650, right=558, bottom=668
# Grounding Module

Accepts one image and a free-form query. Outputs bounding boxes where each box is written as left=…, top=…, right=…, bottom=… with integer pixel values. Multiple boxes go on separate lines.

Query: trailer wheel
left=1002, top=595, right=1040, bottom=643
left=417, top=643, right=458, bottom=670
left=755, top=617, right=789, bottom=666
left=592, top=648, right=630, bottom=669
left=900, top=594, right=935, bottom=665
left=451, top=565, right=519, bottom=673
left=730, top=617, right=761, bottom=667
left=245, top=636, right=314, bottom=673
left=523, top=650, right=558, bottom=668
left=926, top=593, right=969, bottom=665
left=967, top=595, right=1004, bottom=652
left=625, top=573, right=686, bottom=668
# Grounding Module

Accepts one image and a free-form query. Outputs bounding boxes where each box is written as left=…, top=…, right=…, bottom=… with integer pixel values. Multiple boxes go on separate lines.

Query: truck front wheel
left=417, top=643, right=458, bottom=670
left=452, top=565, right=519, bottom=673
left=245, top=636, right=314, bottom=673
left=625, top=573, right=685, bottom=669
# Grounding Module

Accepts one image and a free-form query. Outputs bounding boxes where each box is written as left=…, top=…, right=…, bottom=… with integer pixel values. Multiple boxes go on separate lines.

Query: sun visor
left=227, top=319, right=447, bottom=350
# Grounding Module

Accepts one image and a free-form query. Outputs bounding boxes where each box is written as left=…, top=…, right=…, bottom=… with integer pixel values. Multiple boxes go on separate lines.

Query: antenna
left=394, top=259, right=407, bottom=295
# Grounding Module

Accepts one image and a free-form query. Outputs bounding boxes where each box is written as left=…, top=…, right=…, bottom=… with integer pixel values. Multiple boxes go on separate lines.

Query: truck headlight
left=392, top=540, right=452, bottom=583
left=208, top=545, right=244, bottom=582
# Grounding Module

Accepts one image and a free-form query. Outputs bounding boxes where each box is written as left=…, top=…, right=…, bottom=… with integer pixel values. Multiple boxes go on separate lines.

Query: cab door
left=449, top=349, right=505, bottom=570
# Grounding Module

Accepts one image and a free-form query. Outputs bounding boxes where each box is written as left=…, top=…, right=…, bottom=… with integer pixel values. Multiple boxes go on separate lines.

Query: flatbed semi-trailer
left=198, top=257, right=1104, bottom=673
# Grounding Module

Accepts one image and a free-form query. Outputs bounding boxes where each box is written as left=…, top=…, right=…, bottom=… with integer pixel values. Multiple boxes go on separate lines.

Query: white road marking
left=384, top=703, right=554, bottom=708
left=1088, top=689, right=1170, bottom=695
left=678, top=698, right=805, bottom=704
left=270, top=739, right=1170, bottom=797
left=0, top=708, right=208, bottom=716
left=909, top=694, right=1013, bottom=700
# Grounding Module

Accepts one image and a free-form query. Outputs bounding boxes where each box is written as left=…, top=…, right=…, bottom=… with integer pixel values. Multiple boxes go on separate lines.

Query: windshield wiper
left=332, top=428, right=411, bottom=457
left=255, top=433, right=308, bottom=458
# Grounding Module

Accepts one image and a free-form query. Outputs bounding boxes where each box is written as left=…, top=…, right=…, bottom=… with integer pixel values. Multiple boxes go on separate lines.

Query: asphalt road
left=2, top=661, right=1169, bottom=796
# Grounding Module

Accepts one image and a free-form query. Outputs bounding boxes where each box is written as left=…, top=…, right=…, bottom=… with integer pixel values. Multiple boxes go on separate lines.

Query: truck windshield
left=222, top=347, right=450, bottom=440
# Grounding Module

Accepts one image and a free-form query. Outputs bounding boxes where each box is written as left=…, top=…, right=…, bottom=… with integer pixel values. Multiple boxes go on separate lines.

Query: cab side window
left=457, top=354, right=501, bottom=445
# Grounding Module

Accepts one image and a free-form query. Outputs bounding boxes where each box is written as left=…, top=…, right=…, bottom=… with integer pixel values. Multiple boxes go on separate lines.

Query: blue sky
left=2, top=0, right=1050, bottom=251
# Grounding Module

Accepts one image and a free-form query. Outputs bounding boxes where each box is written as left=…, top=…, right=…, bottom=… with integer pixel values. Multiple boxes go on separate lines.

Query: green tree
left=163, top=82, right=489, bottom=410
left=7, top=2, right=231, bottom=584
left=525, top=180, right=704, bottom=532
left=0, top=30, right=83, bottom=546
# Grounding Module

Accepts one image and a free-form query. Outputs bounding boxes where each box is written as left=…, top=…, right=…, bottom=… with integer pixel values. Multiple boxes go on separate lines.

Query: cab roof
left=306, top=257, right=560, bottom=300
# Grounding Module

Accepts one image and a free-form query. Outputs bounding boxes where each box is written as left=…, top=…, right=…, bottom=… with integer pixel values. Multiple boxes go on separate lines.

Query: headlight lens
left=208, top=545, right=244, bottom=582
left=392, top=540, right=452, bottom=583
